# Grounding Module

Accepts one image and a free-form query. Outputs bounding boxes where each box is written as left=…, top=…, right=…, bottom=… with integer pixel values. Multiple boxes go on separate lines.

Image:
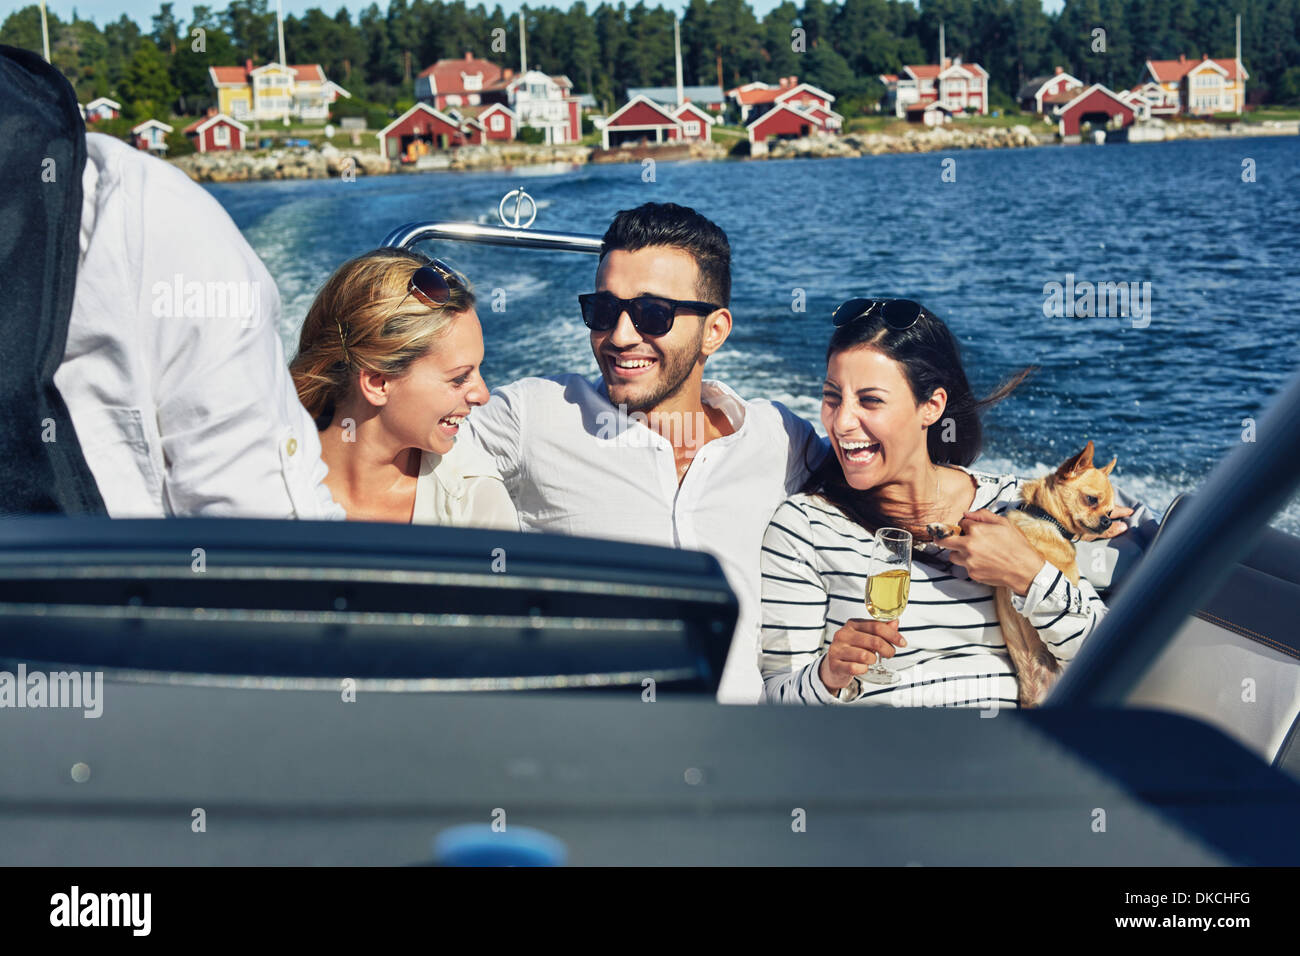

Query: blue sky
left=4, top=0, right=1065, bottom=31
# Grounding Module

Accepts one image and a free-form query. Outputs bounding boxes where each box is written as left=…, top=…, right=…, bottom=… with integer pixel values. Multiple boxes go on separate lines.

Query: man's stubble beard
left=605, top=325, right=705, bottom=414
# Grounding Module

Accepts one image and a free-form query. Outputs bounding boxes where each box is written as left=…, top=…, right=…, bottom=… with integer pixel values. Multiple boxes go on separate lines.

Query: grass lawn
left=844, top=111, right=1048, bottom=135
left=1241, top=106, right=1300, bottom=122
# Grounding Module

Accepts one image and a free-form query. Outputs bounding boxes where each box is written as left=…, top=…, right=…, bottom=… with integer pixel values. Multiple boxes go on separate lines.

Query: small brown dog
left=928, top=440, right=1117, bottom=708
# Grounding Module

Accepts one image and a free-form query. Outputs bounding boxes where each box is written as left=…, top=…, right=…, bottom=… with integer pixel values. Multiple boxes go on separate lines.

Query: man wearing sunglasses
left=465, top=202, right=827, bottom=704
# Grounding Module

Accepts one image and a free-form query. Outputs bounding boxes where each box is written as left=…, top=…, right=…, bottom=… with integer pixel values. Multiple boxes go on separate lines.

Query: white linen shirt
left=55, top=133, right=342, bottom=519
left=464, top=373, right=826, bottom=703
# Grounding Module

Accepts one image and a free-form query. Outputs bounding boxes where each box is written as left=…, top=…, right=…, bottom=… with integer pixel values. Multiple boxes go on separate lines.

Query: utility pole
left=276, top=0, right=289, bottom=127
left=39, top=0, right=51, bottom=62
left=1236, top=13, right=1243, bottom=114
left=674, top=15, right=684, bottom=108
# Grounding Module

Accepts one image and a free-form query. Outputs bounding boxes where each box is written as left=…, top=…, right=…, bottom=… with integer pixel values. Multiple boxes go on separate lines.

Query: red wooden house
left=599, top=95, right=683, bottom=149
left=895, top=58, right=989, bottom=117
left=473, top=103, right=516, bottom=141
left=672, top=102, right=715, bottom=142
left=182, top=112, right=247, bottom=152
left=1017, top=67, right=1084, bottom=115
left=1056, top=84, right=1136, bottom=137
left=747, top=102, right=820, bottom=152
left=378, top=103, right=470, bottom=161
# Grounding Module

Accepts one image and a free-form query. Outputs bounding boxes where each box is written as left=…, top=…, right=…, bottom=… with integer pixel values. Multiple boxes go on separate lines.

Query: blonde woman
left=290, top=248, right=517, bottom=529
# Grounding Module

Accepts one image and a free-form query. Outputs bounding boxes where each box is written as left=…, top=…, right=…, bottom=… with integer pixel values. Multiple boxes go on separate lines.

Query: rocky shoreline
left=169, top=118, right=1298, bottom=182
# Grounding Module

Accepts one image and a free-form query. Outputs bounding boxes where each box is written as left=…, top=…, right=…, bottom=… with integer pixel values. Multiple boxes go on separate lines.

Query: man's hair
left=599, top=202, right=731, bottom=308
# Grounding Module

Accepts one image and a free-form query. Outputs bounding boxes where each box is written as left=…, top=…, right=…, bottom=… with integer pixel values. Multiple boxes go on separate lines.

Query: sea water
left=207, top=134, right=1300, bottom=531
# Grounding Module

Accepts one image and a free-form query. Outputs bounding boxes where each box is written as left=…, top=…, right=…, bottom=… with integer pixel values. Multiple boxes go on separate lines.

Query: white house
left=84, top=97, right=121, bottom=122
left=894, top=58, right=989, bottom=117
left=131, top=119, right=173, bottom=155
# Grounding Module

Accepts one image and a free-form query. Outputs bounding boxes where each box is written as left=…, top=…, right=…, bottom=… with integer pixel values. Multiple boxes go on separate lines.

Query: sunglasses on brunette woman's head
left=831, top=297, right=928, bottom=331
left=578, top=291, right=721, bottom=336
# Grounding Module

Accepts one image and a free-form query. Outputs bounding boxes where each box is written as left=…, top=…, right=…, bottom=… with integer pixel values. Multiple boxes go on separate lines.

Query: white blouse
left=758, top=467, right=1107, bottom=709
left=412, top=433, right=519, bottom=530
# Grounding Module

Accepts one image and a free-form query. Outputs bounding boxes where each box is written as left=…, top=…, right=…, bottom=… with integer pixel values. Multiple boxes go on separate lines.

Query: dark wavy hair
left=600, top=202, right=731, bottom=308
left=802, top=305, right=1033, bottom=540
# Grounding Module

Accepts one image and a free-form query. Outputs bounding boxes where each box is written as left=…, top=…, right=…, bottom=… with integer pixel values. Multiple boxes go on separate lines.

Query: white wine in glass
left=862, top=527, right=912, bottom=684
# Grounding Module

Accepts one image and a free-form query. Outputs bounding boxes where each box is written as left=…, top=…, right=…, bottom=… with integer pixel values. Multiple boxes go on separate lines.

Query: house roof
left=1041, top=89, right=1080, bottom=105
left=210, top=62, right=330, bottom=86
left=731, top=84, right=784, bottom=106
left=905, top=61, right=987, bottom=82
left=131, top=119, right=174, bottom=134
left=776, top=82, right=835, bottom=105
left=745, top=101, right=820, bottom=129
left=673, top=101, right=716, bottom=124
left=627, top=85, right=725, bottom=105
left=416, top=54, right=506, bottom=94
left=456, top=102, right=516, bottom=120
left=85, top=97, right=120, bottom=110
left=1147, top=55, right=1247, bottom=83
left=183, top=113, right=249, bottom=135
left=1057, top=83, right=1133, bottom=114
left=1018, top=71, right=1081, bottom=100
left=604, top=94, right=682, bottom=127
left=377, top=102, right=461, bottom=139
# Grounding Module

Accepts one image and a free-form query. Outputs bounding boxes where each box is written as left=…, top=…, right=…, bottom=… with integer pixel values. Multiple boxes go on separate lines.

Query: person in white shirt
left=465, top=203, right=826, bottom=703
left=759, top=298, right=1132, bottom=707
left=55, top=132, right=342, bottom=519
left=290, top=248, right=517, bottom=529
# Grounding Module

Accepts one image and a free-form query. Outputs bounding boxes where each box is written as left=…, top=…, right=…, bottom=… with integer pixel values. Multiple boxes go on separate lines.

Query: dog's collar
left=1019, top=503, right=1077, bottom=542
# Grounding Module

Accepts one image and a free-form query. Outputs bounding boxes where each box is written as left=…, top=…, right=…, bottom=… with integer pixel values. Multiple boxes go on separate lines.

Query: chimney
left=1178, top=54, right=1186, bottom=64
left=465, top=51, right=473, bottom=61
left=943, top=57, right=951, bottom=68
left=207, top=106, right=217, bottom=117
left=1054, top=65, right=1063, bottom=74
left=503, top=68, right=514, bottom=81
left=245, top=58, right=253, bottom=75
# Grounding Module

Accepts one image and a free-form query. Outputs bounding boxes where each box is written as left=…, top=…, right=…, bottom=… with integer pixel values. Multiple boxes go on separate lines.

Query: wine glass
left=862, top=527, right=912, bottom=685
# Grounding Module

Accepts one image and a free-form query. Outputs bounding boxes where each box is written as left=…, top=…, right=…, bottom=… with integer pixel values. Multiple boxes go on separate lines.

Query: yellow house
left=1142, top=54, right=1248, bottom=115
left=209, top=60, right=350, bottom=123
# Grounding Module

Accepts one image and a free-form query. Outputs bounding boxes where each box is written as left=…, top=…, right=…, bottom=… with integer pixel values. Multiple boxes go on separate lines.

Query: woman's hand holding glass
left=818, top=618, right=908, bottom=693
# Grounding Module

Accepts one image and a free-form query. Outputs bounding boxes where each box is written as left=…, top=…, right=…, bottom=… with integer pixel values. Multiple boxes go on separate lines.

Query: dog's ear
left=1100, top=455, right=1117, bottom=476
left=1055, top=440, right=1095, bottom=480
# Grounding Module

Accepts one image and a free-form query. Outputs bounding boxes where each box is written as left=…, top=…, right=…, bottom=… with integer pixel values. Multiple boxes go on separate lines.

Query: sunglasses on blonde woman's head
left=832, top=297, right=927, bottom=331
left=337, top=258, right=465, bottom=366
left=404, top=258, right=462, bottom=308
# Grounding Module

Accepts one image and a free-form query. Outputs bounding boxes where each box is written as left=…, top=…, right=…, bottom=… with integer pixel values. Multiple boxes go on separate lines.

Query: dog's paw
left=926, top=523, right=958, bottom=540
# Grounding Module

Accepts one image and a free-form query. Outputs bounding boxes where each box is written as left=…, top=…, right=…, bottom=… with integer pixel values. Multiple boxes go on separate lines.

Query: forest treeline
left=3, top=0, right=1299, bottom=122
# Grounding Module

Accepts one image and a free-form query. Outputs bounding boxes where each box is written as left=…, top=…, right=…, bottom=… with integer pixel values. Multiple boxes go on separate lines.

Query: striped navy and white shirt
left=759, top=467, right=1107, bottom=709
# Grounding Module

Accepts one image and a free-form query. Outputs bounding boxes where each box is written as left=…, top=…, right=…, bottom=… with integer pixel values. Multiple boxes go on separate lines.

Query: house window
left=528, top=83, right=549, bottom=99
left=464, top=73, right=482, bottom=91
left=213, top=124, right=230, bottom=146
left=446, top=94, right=462, bottom=107
left=490, top=114, right=505, bottom=131
left=683, top=120, right=700, bottom=136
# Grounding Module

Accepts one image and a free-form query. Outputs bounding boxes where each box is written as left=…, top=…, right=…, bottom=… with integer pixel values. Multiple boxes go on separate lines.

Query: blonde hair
left=291, top=248, right=476, bottom=427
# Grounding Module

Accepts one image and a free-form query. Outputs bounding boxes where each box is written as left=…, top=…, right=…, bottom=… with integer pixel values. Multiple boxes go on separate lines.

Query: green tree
left=120, top=38, right=177, bottom=119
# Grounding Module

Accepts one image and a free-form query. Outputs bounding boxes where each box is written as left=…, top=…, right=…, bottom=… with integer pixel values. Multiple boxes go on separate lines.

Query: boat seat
left=1126, top=493, right=1300, bottom=770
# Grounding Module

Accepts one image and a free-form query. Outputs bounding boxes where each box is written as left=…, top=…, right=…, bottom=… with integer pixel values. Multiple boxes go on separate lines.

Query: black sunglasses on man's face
left=578, top=291, right=720, bottom=337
